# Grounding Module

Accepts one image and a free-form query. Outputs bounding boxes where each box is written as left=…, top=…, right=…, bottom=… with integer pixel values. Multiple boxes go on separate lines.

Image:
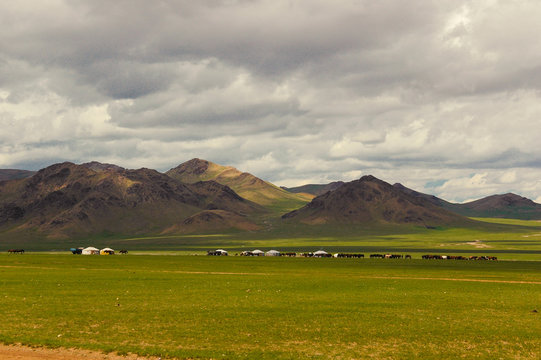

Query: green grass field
left=3, top=218, right=541, bottom=262
left=0, top=254, right=539, bottom=359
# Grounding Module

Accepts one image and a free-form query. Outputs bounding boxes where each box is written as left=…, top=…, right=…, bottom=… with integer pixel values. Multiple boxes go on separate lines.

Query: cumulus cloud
left=1, top=0, right=541, bottom=202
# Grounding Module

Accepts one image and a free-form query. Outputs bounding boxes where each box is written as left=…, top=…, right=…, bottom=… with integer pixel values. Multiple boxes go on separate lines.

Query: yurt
left=313, top=250, right=330, bottom=258
left=252, top=249, right=264, bottom=256
left=82, top=247, right=100, bottom=255
left=265, top=250, right=281, bottom=257
left=216, top=249, right=228, bottom=256
left=100, top=247, right=115, bottom=255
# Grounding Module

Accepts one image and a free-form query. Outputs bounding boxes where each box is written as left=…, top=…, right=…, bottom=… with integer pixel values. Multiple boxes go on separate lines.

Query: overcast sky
left=1, top=0, right=541, bottom=203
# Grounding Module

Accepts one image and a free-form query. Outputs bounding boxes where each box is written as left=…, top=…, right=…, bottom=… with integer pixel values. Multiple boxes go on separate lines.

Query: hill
left=453, top=193, right=541, bottom=219
left=0, top=169, right=36, bottom=182
left=393, top=183, right=541, bottom=220
left=281, top=181, right=345, bottom=196
left=283, top=175, right=473, bottom=227
left=0, top=162, right=263, bottom=239
left=166, top=158, right=312, bottom=213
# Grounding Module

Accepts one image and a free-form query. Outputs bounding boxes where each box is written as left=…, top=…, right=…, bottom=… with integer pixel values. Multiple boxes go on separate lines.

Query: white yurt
left=313, top=250, right=329, bottom=257
left=252, top=249, right=264, bottom=256
left=100, top=247, right=115, bottom=255
left=82, top=247, right=100, bottom=255
left=265, top=250, right=281, bottom=257
left=216, top=249, right=228, bottom=256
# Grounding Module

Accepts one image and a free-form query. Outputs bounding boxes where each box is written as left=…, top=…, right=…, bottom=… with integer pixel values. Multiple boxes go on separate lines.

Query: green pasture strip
left=3, top=220, right=541, bottom=257
left=0, top=255, right=539, bottom=359
left=472, top=217, right=541, bottom=227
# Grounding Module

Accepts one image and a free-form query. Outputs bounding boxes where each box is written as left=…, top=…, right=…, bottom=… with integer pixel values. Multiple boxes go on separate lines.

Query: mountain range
left=0, top=162, right=263, bottom=239
left=392, top=183, right=541, bottom=220
left=1, top=158, right=540, bottom=241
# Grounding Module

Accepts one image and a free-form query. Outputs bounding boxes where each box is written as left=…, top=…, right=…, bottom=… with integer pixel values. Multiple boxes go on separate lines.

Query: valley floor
left=0, top=254, right=539, bottom=359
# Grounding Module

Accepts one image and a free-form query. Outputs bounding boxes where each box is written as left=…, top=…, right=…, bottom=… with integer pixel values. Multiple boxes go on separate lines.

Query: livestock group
left=422, top=254, right=498, bottom=260
left=4, top=248, right=497, bottom=261
left=207, top=249, right=498, bottom=260
left=7, top=249, right=24, bottom=254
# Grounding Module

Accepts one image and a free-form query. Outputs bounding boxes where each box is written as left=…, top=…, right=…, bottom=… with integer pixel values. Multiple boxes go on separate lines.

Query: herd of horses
left=231, top=252, right=497, bottom=260
left=369, top=254, right=411, bottom=259
left=422, top=254, right=498, bottom=260
left=7, top=249, right=24, bottom=254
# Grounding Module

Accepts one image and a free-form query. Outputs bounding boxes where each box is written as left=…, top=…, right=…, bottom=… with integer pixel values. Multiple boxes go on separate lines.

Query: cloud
left=1, top=0, right=541, bottom=202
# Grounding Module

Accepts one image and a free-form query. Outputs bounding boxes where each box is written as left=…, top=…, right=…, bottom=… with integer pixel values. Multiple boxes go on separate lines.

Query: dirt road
left=0, top=344, right=159, bottom=360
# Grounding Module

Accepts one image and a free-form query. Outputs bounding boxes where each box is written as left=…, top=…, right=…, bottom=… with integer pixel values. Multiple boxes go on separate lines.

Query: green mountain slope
left=166, top=158, right=312, bottom=213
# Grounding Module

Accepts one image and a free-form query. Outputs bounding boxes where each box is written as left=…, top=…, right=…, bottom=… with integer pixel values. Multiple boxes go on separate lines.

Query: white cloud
left=0, top=0, right=541, bottom=202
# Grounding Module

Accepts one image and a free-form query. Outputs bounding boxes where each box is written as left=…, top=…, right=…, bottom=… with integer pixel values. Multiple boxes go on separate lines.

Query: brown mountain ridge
left=393, top=183, right=541, bottom=220
left=2, top=159, right=538, bottom=242
left=283, top=175, right=474, bottom=227
left=0, top=162, right=263, bottom=239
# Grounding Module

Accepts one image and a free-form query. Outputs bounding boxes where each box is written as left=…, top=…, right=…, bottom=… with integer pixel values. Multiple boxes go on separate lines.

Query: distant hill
left=393, top=183, right=541, bottom=220
left=452, top=193, right=541, bottom=219
left=166, top=158, right=312, bottom=213
left=0, top=162, right=263, bottom=239
left=0, top=169, right=36, bottom=182
left=282, top=181, right=345, bottom=197
left=283, top=175, right=473, bottom=227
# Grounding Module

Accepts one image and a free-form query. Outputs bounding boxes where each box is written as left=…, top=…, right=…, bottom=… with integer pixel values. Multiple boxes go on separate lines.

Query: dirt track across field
left=0, top=344, right=159, bottom=360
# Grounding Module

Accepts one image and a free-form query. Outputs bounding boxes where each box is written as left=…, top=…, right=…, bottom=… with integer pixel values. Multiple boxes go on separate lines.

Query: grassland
left=3, top=217, right=540, bottom=262
left=0, top=254, right=539, bottom=359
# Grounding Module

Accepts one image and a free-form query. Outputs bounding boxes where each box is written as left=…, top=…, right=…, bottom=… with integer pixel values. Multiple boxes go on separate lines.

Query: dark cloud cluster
left=1, top=0, right=541, bottom=202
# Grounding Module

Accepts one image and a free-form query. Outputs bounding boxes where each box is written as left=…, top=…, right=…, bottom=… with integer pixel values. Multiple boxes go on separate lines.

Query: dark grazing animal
left=282, top=252, right=297, bottom=257
left=8, top=249, right=24, bottom=254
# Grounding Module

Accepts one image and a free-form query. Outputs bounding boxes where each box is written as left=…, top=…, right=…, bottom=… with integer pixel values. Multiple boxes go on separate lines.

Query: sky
left=1, top=0, right=541, bottom=203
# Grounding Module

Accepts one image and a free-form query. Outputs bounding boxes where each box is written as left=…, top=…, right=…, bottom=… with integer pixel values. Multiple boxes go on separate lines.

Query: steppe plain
left=1, top=217, right=540, bottom=360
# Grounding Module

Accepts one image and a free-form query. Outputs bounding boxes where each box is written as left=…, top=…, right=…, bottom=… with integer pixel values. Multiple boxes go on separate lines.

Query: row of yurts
left=71, top=247, right=115, bottom=255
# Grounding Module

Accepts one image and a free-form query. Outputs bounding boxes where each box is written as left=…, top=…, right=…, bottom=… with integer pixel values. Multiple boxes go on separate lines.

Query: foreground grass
left=0, top=254, right=539, bottom=359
